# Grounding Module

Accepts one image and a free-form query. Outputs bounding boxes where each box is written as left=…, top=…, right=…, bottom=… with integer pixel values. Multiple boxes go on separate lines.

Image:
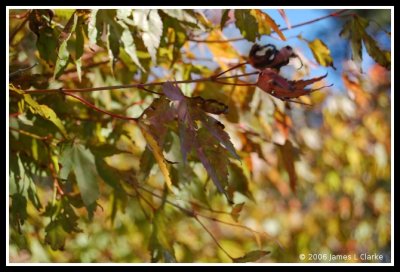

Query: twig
left=9, top=63, right=38, bottom=78
left=63, top=92, right=138, bottom=122
left=9, top=126, right=48, bottom=140
left=194, top=216, right=234, bottom=260
left=49, top=159, right=64, bottom=196
left=211, top=62, right=248, bottom=79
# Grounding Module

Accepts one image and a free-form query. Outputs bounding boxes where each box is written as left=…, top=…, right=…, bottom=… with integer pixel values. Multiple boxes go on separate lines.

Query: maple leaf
left=256, top=68, right=330, bottom=101
left=138, top=82, right=239, bottom=203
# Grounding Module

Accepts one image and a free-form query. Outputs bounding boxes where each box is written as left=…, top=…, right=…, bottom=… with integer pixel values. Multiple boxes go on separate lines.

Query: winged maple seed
left=256, top=68, right=332, bottom=102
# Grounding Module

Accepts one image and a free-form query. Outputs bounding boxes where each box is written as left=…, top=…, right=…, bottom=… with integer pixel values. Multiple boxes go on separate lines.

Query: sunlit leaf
left=307, top=38, right=336, bottom=69
left=120, top=28, right=144, bottom=71
left=10, top=85, right=68, bottom=138
left=139, top=124, right=173, bottom=192
left=131, top=10, right=163, bottom=64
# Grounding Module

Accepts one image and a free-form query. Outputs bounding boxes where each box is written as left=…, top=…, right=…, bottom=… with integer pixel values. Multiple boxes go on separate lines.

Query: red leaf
left=256, top=68, right=329, bottom=100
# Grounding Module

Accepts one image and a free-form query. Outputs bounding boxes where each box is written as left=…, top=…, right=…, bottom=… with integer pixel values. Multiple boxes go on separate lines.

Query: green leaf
left=74, top=19, right=85, bottom=81
left=36, top=26, right=58, bottom=64
left=54, top=12, right=78, bottom=79
left=95, top=158, right=122, bottom=190
left=139, top=146, right=156, bottom=181
left=90, top=143, right=130, bottom=157
left=10, top=193, right=28, bottom=232
left=60, top=143, right=99, bottom=207
left=228, top=162, right=254, bottom=201
left=220, top=9, right=230, bottom=30
left=307, top=38, right=336, bottom=69
left=148, top=210, right=177, bottom=262
left=233, top=250, right=271, bottom=263
left=45, top=221, right=68, bottom=250
left=363, top=32, right=391, bottom=70
left=120, top=27, right=144, bottom=71
left=131, top=10, right=163, bottom=64
left=234, top=10, right=259, bottom=42
left=44, top=197, right=82, bottom=250
left=340, top=15, right=390, bottom=70
left=10, top=85, right=68, bottom=138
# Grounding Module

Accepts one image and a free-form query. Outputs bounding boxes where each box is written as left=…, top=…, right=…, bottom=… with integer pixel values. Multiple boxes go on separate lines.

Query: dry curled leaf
left=256, top=68, right=330, bottom=100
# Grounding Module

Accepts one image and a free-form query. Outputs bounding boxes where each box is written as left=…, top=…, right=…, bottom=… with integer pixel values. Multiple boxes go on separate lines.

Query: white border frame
left=6, top=6, right=394, bottom=266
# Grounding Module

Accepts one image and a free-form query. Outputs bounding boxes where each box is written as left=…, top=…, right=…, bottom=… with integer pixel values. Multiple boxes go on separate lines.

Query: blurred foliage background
left=8, top=8, right=391, bottom=263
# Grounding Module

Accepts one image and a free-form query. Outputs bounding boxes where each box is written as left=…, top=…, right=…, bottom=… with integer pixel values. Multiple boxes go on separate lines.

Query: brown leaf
left=257, top=68, right=329, bottom=100
left=278, top=140, right=297, bottom=193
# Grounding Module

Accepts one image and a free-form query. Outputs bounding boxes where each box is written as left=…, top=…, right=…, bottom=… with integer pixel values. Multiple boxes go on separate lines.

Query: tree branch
left=189, top=9, right=350, bottom=43
left=23, top=71, right=259, bottom=95
left=63, top=92, right=138, bottom=122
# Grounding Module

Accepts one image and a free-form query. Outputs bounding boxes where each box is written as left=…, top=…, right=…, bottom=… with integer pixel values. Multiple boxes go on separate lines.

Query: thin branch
left=9, top=126, right=61, bottom=146
left=188, top=37, right=245, bottom=43
left=279, top=9, right=350, bottom=31
left=194, top=216, right=234, bottom=260
left=63, top=92, right=138, bottom=122
left=24, top=71, right=258, bottom=95
left=49, top=159, right=64, bottom=196
left=9, top=63, right=38, bottom=78
left=189, top=9, right=350, bottom=43
left=211, top=62, right=248, bottom=79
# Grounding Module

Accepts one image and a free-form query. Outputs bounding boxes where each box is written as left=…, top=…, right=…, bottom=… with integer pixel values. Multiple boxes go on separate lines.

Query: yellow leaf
left=139, top=124, right=173, bottom=192
left=250, top=10, right=286, bottom=41
left=9, top=84, right=68, bottom=138
left=308, top=38, right=336, bottom=69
